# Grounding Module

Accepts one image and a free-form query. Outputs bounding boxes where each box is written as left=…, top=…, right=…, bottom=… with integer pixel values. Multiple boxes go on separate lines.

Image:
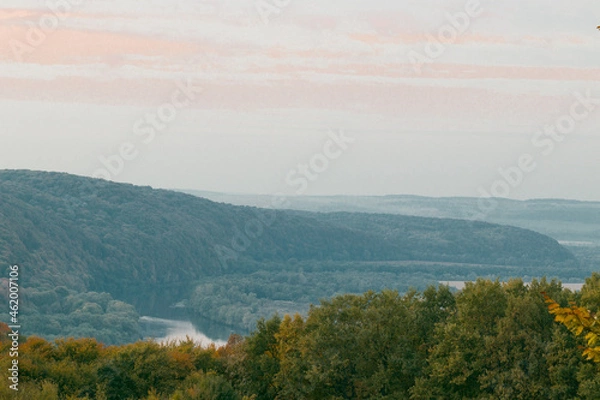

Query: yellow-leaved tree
left=544, top=293, right=600, bottom=363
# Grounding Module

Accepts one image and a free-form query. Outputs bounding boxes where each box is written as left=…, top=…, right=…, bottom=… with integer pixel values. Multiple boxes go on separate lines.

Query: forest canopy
left=2, top=275, right=599, bottom=400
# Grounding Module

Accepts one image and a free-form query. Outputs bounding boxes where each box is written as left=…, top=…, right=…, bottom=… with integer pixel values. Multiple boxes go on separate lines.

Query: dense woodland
left=188, top=191, right=600, bottom=248
left=188, top=259, right=591, bottom=331
left=1, top=275, right=599, bottom=399
left=0, top=171, right=575, bottom=291
left=0, top=170, right=589, bottom=341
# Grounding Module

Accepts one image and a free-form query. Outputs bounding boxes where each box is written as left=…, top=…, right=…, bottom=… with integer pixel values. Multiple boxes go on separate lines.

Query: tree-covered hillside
left=185, top=190, right=600, bottom=245
left=0, top=170, right=581, bottom=341
left=0, top=170, right=576, bottom=289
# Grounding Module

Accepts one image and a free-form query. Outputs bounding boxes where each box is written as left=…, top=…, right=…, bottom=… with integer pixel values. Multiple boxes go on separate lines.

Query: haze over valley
left=1, top=1, right=600, bottom=398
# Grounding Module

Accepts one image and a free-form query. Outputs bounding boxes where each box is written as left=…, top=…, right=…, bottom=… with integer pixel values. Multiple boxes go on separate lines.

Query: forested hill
left=184, top=190, right=600, bottom=245
left=0, top=170, right=577, bottom=294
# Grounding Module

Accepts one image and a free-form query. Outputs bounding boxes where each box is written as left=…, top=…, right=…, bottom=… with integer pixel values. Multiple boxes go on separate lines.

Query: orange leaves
left=167, top=349, right=194, bottom=371
left=543, top=292, right=600, bottom=363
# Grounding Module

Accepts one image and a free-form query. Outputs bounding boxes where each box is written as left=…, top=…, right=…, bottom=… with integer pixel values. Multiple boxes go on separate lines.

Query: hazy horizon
left=2, top=0, right=600, bottom=201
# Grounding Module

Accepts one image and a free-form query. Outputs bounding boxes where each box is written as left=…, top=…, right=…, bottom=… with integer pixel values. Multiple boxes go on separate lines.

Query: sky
left=1, top=0, right=600, bottom=200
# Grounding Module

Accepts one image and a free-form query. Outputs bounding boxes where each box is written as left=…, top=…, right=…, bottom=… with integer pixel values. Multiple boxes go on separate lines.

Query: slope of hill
left=181, top=190, right=600, bottom=245
left=0, top=170, right=577, bottom=289
left=0, top=170, right=581, bottom=341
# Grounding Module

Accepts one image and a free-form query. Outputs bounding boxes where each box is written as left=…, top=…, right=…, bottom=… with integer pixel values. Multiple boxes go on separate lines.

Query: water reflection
left=114, top=284, right=250, bottom=345
left=440, top=280, right=584, bottom=291
left=140, top=316, right=228, bottom=347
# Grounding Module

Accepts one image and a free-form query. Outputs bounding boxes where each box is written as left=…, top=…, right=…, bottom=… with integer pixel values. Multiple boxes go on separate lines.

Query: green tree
left=171, top=371, right=240, bottom=400
left=98, top=341, right=188, bottom=399
left=225, top=316, right=281, bottom=399
left=478, top=280, right=554, bottom=399
left=276, top=290, right=427, bottom=399
left=411, top=279, right=507, bottom=399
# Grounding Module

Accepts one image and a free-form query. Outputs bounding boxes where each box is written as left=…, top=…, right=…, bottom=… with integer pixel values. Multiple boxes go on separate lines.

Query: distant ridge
left=180, top=189, right=600, bottom=245
left=0, top=170, right=578, bottom=295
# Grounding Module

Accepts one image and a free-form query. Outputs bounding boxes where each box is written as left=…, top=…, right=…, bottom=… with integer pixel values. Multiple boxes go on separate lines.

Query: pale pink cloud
left=288, top=14, right=340, bottom=31
left=245, top=60, right=600, bottom=83
left=348, top=32, right=425, bottom=45
left=0, top=25, right=204, bottom=64
left=0, top=9, right=39, bottom=21
left=0, top=74, right=567, bottom=123
left=414, top=63, right=600, bottom=81
left=0, top=4, right=596, bottom=128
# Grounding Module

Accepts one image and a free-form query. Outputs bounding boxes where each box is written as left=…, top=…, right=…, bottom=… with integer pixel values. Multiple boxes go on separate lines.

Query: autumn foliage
left=1, top=275, right=599, bottom=399
left=544, top=275, right=600, bottom=363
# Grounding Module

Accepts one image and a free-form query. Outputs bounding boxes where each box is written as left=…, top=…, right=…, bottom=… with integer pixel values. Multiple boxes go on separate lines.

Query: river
left=113, top=285, right=246, bottom=347
left=440, top=281, right=585, bottom=291
left=139, top=315, right=230, bottom=347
